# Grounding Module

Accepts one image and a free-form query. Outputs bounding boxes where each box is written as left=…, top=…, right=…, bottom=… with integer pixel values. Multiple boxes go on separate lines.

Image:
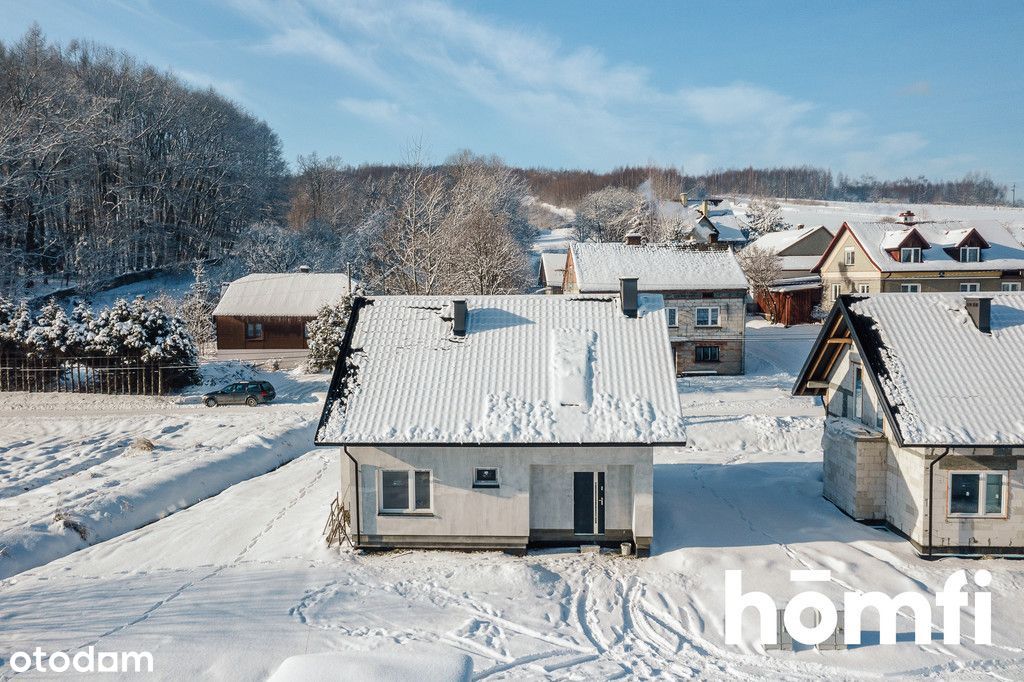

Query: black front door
left=573, top=471, right=605, bottom=535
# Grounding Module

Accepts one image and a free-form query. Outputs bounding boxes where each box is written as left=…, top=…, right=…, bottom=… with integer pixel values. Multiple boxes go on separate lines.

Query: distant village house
left=563, top=241, right=749, bottom=375
left=748, top=224, right=833, bottom=326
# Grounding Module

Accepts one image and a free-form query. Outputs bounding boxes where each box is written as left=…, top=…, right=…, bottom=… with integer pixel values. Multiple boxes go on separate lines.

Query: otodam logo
left=725, top=569, right=992, bottom=647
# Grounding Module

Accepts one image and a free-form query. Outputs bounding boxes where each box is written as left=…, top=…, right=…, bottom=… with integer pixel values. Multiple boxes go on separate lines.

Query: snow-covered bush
left=0, top=299, right=32, bottom=354
left=25, top=299, right=77, bottom=357
left=744, top=197, right=789, bottom=238
left=86, top=296, right=198, bottom=366
left=306, top=297, right=353, bottom=372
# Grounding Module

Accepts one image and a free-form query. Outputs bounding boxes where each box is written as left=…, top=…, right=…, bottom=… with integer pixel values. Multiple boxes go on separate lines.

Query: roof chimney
left=298, top=265, right=311, bottom=273
left=452, top=299, right=468, bottom=336
left=619, top=277, right=638, bottom=318
left=700, top=199, right=710, bottom=216
left=899, top=210, right=916, bottom=225
left=624, top=230, right=643, bottom=246
left=965, top=297, right=991, bottom=334
left=680, top=192, right=688, bottom=206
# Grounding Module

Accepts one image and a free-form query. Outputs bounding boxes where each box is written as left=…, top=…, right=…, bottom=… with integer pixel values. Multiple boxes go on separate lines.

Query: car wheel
left=205, top=397, right=217, bottom=408
left=246, top=396, right=258, bottom=407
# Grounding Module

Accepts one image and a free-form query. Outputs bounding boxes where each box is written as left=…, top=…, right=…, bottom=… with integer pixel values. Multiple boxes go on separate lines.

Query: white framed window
left=960, top=246, right=981, bottom=263
left=695, top=306, right=720, bottom=327
left=900, top=283, right=921, bottom=293
left=948, top=471, right=1007, bottom=517
left=1001, top=282, right=1021, bottom=292
left=379, top=469, right=432, bottom=513
left=830, top=283, right=841, bottom=301
left=666, top=307, right=678, bottom=327
left=900, top=247, right=922, bottom=263
left=473, top=467, right=499, bottom=489
left=857, top=283, right=871, bottom=294
left=844, top=247, right=856, bottom=265
left=959, top=282, right=980, bottom=293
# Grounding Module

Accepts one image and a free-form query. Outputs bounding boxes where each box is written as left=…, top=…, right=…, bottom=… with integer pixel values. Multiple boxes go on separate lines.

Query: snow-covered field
left=3, top=322, right=1024, bottom=680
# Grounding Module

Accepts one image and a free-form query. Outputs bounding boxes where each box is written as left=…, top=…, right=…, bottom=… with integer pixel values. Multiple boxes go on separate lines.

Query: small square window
left=695, top=307, right=720, bottom=327
left=666, top=307, right=678, bottom=327
left=844, top=247, right=855, bottom=266
left=1002, top=282, right=1022, bottom=292
left=959, top=282, right=980, bottom=293
left=857, top=283, right=870, bottom=294
left=473, top=467, right=500, bottom=488
left=245, top=321, right=264, bottom=340
left=900, top=283, right=921, bottom=293
left=695, top=345, right=720, bottom=363
left=960, top=246, right=981, bottom=263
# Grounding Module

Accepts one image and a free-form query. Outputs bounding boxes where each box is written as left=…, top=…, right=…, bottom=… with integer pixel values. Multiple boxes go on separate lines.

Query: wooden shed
left=756, top=276, right=822, bottom=327
left=213, top=271, right=355, bottom=360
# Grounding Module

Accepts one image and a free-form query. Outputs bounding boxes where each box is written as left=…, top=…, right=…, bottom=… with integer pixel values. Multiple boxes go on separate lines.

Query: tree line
left=522, top=165, right=1008, bottom=208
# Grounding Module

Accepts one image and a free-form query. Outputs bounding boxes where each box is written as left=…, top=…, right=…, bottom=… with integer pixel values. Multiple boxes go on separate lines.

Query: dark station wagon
left=202, top=381, right=276, bottom=407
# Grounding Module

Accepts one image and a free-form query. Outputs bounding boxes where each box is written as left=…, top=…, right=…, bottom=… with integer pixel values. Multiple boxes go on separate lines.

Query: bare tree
left=739, top=246, right=784, bottom=323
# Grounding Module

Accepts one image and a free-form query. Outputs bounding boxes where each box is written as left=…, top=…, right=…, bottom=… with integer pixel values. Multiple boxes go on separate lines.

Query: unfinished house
left=814, top=212, right=1024, bottom=311
left=748, top=225, right=833, bottom=326
left=213, top=269, right=355, bottom=361
left=563, top=242, right=749, bottom=375
left=794, top=292, right=1024, bottom=556
left=314, top=289, right=686, bottom=556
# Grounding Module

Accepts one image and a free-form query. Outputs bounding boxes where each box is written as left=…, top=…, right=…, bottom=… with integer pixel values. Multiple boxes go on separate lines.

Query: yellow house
left=814, top=215, right=1024, bottom=309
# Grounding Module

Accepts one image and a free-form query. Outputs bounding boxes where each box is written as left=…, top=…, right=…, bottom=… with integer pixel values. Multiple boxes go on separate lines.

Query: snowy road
left=3, top=324, right=1024, bottom=679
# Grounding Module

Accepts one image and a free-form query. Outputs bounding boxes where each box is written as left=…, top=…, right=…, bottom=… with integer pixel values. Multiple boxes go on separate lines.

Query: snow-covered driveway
left=3, top=324, right=1024, bottom=679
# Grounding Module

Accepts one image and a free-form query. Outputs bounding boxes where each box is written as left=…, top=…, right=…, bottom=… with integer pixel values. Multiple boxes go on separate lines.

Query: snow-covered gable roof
left=839, top=220, right=1024, bottom=272
left=656, top=200, right=748, bottom=244
left=212, top=273, right=355, bottom=318
left=316, top=295, right=686, bottom=445
left=570, top=243, right=749, bottom=292
left=539, top=251, right=567, bottom=284
left=800, top=293, right=1024, bottom=446
left=750, top=225, right=832, bottom=255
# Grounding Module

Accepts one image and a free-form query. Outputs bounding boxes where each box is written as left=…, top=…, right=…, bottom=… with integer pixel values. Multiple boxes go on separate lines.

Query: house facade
left=794, top=292, right=1024, bottom=556
left=315, top=292, right=686, bottom=556
left=537, top=251, right=567, bottom=294
left=563, top=242, right=749, bottom=375
left=814, top=214, right=1024, bottom=310
left=212, top=270, right=354, bottom=360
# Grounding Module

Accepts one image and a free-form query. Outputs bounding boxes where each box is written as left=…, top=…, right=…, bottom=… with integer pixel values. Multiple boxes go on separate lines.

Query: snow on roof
left=212, top=272, right=355, bottom=318
left=570, top=243, right=748, bottom=292
left=750, top=225, right=831, bottom=255
left=317, top=294, right=686, bottom=445
left=844, top=220, right=1024, bottom=272
left=846, top=293, right=1024, bottom=446
left=777, top=255, right=822, bottom=272
left=539, top=251, right=567, bottom=282
left=656, top=200, right=748, bottom=243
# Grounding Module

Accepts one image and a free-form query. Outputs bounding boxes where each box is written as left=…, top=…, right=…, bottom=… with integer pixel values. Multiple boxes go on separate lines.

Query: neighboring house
left=563, top=241, right=749, bottom=375
left=213, top=269, right=355, bottom=360
left=814, top=212, right=1024, bottom=310
left=748, top=225, right=833, bottom=326
left=314, top=291, right=686, bottom=556
left=793, top=292, right=1024, bottom=556
left=657, top=194, right=749, bottom=247
left=537, top=251, right=567, bottom=294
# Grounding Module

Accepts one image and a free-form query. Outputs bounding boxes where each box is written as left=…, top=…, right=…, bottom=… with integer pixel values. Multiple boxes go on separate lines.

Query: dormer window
left=960, top=246, right=981, bottom=263
left=900, top=247, right=922, bottom=263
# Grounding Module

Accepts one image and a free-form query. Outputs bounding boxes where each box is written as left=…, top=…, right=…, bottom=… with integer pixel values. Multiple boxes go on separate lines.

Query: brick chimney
left=700, top=199, right=710, bottom=216
left=619, top=277, right=638, bottom=318
left=965, top=297, right=991, bottom=334
left=679, top=192, right=688, bottom=206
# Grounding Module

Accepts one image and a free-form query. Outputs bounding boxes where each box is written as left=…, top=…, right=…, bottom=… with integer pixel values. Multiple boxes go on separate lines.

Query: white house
left=314, top=288, right=686, bottom=556
left=794, top=292, right=1024, bottom=556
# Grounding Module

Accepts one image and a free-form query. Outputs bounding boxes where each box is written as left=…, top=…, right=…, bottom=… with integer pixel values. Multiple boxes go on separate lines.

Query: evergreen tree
left=306, top=297, right=353, bottom=372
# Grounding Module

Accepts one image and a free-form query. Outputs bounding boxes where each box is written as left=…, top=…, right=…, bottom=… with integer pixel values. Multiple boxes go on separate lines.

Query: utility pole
left=1012, top=183, right=1016, bottom=206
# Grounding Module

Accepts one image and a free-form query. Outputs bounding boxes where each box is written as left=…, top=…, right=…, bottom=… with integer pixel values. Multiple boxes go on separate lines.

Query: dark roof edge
left=314, top=440, right=687, bottom=448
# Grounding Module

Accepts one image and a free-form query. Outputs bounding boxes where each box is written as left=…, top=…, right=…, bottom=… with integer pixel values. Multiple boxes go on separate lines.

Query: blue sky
left=2, top=0, right=1022, bottom=183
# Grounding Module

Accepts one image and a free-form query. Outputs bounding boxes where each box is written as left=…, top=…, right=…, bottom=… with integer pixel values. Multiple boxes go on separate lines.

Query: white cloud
left=225, top=0, right=936, bottom=174
left=173, top=68, right=248, bottom=106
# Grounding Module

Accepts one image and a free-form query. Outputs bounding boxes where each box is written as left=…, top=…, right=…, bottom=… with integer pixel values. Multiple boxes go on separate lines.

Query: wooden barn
left=212, top=270, right=355, bottom=360
left=755, top=276, right=822, bottom=327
